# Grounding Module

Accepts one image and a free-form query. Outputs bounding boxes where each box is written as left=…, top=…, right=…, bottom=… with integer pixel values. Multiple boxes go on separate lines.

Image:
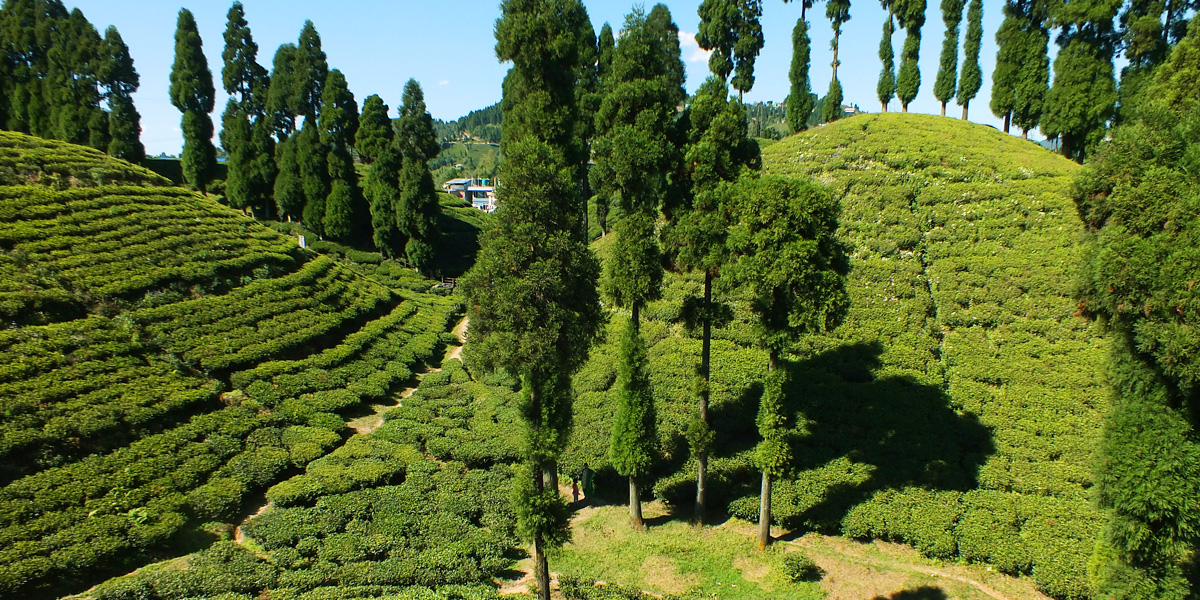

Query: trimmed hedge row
left=0, top=131, right=171, bottom=188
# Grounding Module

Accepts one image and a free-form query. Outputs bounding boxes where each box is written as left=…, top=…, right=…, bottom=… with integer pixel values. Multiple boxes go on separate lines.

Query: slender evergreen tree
left=575, top=10, right=599, bottom=238
left=266, top=43, right=297, bottom=141
left=297, top=122, right=329, bottom=235
left=169, top=8, right=216, bottom=194
left=788, top=17, right=814, bottom=131
left=877, top=3, right=896, bottom=112
left=826, top=0, right=851, bottom=117
left=292, top=21, right=326, bottom=122
left=933, top=0, right=964, bottom=116
left=101, top=26, right=142, bottom=163
left=697, top=0, right=765, bottom=100
left=666, top=75, right=759, bottom=524
left=221, top=1, right=271, bottom=215
left=1011, top=19, right=1050, bottom=139
left=358, top=95, right=402, bottom=255
left=356, top=94, right=391, bottom=165
left=592, top=5, right=686, bottom=527
left=319, top=69, right=361, bottom=242
left=396, top=79, right=441, bottom=270
left=598, top=22, right=615, bottom=85
left=459, top=2, right=603, bottom=597
left=1042, top=0, right=1120, bottom=162
left=723, top=174, right=849, bottom=550
left=895, top=0, right=926, bottom=111
left=956, top=0, right=983, bottom=119
left=990, top=4, right=1020, bottom=132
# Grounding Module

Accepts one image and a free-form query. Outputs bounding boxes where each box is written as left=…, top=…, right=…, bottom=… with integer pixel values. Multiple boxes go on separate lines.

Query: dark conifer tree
left=825, top=0, right=851, bottom=118
left=221, top=1, right=272, bottom=215
left=360, top=96, right=402, bottom=256
left=101, top=27, right=142, bottom=163
left=933, top=0, right=964, bottom=116
left=877, top=3, right=896, bottom=112
left=592, top=6, right=686, bottom=527
left=667, top=75, right=759, bottom=524
left=575, top=10, right=599, bottom=237
left=396, top=79, right=441, bottom=270
left=1011, top=16, right=1050, bottom=140
left=48, top=9, right=104, bottom=148
left=266, top=43, right=297, bottom=141
left=459, top=2, right=603, bottom=597
left=788, top=17, right=814, bottom=131
left=697, top=0, right=765, bottom=100
left=956, top=0, right=983, bottom=119
left=598, top=22, right=615, bottom=85
left=990, top=4, right=1020, bottom=132
left=723, top=175, right=849, bottom=550
left=895, top=0, right=926, bottom=111
left=292, top=21, right=327, bottom=122
left=298, top=121, right=330, bottom=236
left=319, top=69, right=361, bottom=242
left=356, top=94, right=392, bottom=165
left=1042, top=0, right=1120, bottom=162
left=169, top=8, right=216, bottom=194
left=274, top=125, right=305, bottom=220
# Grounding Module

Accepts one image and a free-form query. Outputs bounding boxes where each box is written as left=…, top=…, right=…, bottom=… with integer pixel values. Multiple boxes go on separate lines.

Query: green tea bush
left=782, top=552, right=824, bottom=582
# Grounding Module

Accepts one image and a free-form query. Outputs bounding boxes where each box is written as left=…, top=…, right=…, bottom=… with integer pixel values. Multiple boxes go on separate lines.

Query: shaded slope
left=0, top=132, right=458, bottom=598
left=756, top=113, right=1106, bottom=599
left=564, top=114, right=1106, bottom=600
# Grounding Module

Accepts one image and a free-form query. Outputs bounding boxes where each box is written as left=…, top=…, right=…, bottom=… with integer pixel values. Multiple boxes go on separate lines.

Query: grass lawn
left=545, top=501, right=1053, bottom=600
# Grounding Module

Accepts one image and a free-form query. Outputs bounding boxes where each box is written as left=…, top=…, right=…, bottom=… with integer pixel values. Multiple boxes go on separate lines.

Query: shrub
left=782, top=552, right=824, bottom=583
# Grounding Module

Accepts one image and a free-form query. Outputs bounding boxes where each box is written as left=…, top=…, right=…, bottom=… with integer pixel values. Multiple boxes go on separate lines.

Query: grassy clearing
left=553, top=502, right=1053, bottom=600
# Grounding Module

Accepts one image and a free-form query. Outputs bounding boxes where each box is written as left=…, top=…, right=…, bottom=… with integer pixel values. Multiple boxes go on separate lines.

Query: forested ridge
left=1, top=0, right=1198, bottom=599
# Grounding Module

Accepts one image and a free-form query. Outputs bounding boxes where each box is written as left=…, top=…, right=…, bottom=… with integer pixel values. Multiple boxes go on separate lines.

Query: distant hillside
left=433, top=102, right=501, bottom=144
left=0, top=132, right=458, bottom=598
left=562, top=113, right=1105, bottom=599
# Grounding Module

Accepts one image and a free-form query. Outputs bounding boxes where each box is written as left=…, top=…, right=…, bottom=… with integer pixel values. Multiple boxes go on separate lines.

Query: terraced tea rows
left=0, top=131, right=459, bottom=598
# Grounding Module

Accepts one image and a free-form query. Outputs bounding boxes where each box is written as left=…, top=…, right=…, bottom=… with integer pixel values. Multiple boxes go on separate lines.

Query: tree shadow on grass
left=872, top=586, right=949, bottom=600
left=731, top=341, right=993, bottom=534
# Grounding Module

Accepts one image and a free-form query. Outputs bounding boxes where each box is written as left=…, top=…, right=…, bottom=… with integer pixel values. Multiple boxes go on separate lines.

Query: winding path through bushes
left=233, top=315, right=469, bottom=546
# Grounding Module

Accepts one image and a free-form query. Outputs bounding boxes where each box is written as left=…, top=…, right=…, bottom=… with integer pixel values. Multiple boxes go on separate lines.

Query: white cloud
left=438, top=79, right=451, bottom=86
left=678, top=30, right=712, bottom=64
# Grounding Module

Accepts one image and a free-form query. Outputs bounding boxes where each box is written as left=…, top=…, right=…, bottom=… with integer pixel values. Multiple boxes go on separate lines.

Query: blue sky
left=68, top=0, right=1023, bottom=156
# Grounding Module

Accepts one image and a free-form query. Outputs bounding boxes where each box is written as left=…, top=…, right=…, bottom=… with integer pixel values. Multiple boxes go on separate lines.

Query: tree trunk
left=1003, top=113, right=1011, bottom=134
left=695, top=270, right=713, bottom=525
left=941, top=102, right=946, bottom=116
left=831, top=34, right=840, bottom=82
left=532, top=465, right=551, bottom=600
left=1022, top=129, right=1028, bottom=140
left=629, top=476, right=644, bottom=529
left=543, top=460, right=559, bottom=493
left=758, top=470, right=772, bottom=549
left=961, top=101, right=969, bottom=120
left=902, top=102, right=908, bottom=113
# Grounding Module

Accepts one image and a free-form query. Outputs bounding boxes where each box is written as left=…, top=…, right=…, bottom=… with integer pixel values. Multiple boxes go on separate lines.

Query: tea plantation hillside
left=0, top=132, right=459, bottom=599
left=561, top=114, right=1108, bottom=598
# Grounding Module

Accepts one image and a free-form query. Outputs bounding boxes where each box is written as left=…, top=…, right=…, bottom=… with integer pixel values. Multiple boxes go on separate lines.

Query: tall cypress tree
left=575, top=9, right=599, bottom=238
left=356, top=94, right=392, bottom=165
left=269, top=43, right=303, bottom=221
left=788, top=18, right=814, bottom=131
left=597, top=22, right=615, bottom=85
left=266, top=43, right=297, bottom=141
left=933, top=0, right=964, bottom=116
left=169, top=8, right=216, bottom=194
left=395, top=79, right=441, bottom=271
left=826, top=0, right=851, bottom=119
left=221, top=1, right=271, bottom=215
left=48, top=9, right=104, bottom=148
left=459, top=2, right=603, bottom=598
left=723, top=175, right=849, bottom=550
left=592, top=5, right=685, bottom=527
left=1042, top=0, right=1120, bottom=162
left=359, top=96, right=402, bottom=256
left=895, top=0, right=926, bottom=112
left=101, top=26, right=142, bottom=163
left=666, top=75, right=759, bottom=524
left=292, top=21, right=327, bottom=122
left=956, top=0, right=983, bottom=119
left=990, top=3, right=1021, bottom=132
left=298, top=120, right=330, bottom=236
left=697, top=0, right=764, bottom=100
left=877, top=3, right=896, bottom=112
left=319, top=69, right=361, bottom=242
left=1011, top=17, right=1050, bottom=140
